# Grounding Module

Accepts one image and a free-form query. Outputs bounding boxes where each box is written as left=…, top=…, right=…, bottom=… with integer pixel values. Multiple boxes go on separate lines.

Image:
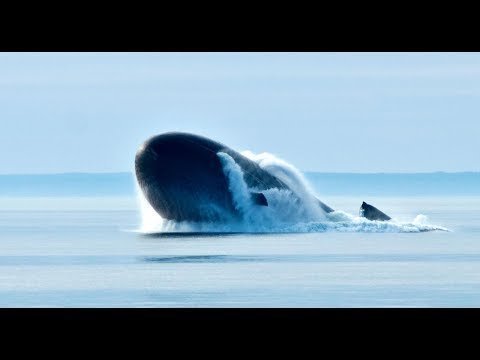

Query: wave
left=136, top=151, right=448, bottom=233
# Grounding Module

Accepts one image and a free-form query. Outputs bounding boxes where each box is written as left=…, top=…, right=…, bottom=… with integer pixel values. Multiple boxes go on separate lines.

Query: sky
left=0, top=52, right=479, bottom=174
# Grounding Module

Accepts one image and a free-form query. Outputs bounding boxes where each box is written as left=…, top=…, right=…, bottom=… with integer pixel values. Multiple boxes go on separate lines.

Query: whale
left=135, top=132, right=391, bottom=223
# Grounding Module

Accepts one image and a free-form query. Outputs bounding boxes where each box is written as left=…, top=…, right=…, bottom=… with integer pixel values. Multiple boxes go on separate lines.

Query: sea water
left=0, top=194, right=479, bottom=307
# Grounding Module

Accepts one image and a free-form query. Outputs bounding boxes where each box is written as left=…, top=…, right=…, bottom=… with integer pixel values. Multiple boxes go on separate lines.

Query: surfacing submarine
left=135, top=132, right=392, bottom=223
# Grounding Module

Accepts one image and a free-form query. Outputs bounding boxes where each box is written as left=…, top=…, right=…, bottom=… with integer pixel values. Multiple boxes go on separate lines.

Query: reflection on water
left=142, top=255, right=253, bottom=263
left=1, top=253, right=480, bottom=267
left=141, top=253, right=480, bottom=264
left=140, top=232, right=284, bottom=238
left=141, top=232, right=245, bottom=238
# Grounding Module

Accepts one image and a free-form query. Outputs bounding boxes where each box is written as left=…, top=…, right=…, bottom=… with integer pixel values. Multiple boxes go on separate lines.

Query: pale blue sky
left=1, top=52, right=479, bottom=174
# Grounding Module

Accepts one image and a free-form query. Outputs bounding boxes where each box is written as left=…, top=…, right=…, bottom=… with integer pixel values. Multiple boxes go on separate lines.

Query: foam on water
left=136, top=151, right=447, bottom=233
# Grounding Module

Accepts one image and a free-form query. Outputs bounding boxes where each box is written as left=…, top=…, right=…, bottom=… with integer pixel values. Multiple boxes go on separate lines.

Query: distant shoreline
left=0, top=172, right=479, bottom=197
left=0, top=171, right=478, bottom=176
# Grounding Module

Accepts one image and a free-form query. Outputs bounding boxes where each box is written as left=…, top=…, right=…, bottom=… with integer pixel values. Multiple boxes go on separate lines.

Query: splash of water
left=135, top=150, right=448, bottom=233
left=217, top=152, right=254, bottom=220
left=135, top=183, right=164, bottom=233
left=241, top=150, right=327, bottom=221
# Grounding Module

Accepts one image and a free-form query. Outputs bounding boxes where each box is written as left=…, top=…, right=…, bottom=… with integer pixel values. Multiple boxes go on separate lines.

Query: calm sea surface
left=0, top=195, right=479, bottom=307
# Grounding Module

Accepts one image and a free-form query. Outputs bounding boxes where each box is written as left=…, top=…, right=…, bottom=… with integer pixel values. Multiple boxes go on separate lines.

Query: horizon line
left=0, top=171, right=479, bottom=176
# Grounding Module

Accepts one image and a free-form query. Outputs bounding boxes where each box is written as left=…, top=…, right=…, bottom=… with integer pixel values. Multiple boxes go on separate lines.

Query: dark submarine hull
left=135, top=132, right=391, bottom=223
left=135, top=132, right=296, bottom=222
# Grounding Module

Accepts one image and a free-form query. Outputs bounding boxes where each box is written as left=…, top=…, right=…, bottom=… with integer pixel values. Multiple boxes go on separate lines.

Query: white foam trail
left=321, top=210, right=448, bottom=233
left=135, top=150, right=448, bottom=233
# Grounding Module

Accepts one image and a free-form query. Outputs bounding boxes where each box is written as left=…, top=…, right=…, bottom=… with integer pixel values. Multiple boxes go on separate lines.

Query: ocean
left=0, top=172, right=479, bottom=307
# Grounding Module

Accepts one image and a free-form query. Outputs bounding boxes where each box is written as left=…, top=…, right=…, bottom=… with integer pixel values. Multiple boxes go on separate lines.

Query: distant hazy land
left=0, top=172, right=478, bottom=197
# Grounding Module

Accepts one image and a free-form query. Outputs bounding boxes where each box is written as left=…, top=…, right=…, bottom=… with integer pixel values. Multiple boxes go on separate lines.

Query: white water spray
left=217, top=152, right=254, bottom=220
left=241, top=150, right=327, bottom=221
left=135, top=150, right=447, bottom=233
left=135, top=183, right=164, bottom=233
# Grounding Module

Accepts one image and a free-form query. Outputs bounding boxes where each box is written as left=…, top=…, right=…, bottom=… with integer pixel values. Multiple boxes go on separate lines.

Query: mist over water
left=136, top=151, right=447, bottom=233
